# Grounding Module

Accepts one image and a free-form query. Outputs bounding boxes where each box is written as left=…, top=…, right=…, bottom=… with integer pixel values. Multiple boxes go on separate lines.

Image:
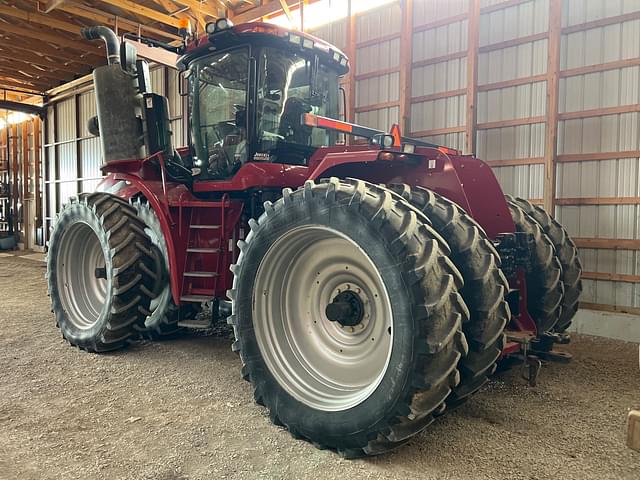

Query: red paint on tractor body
left=95, top=144, right=537, bottom=339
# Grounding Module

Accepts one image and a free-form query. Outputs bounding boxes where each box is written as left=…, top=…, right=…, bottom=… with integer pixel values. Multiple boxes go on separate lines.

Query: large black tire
left=389, top=184, right=508, bottom=407
left=509, top=197, right=582, bottom=332
left=47, top=193, right=157, bottom=352
left=228, top=178, right=468, bottom=457
left=133, top=198, right=199, bottom=338
left=506, top=198, right=564, bottom=334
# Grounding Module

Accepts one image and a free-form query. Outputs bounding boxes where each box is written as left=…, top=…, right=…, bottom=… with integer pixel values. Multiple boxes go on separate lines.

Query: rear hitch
left=530, top=332, right=573, bottom=363
left=494, top=232, right=532, bottom=277
left=506, top=331, right=542, bottom=387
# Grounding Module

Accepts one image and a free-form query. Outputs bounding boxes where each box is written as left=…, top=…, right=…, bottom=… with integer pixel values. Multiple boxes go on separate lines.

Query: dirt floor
left=1, top=253, right=639, bottom=480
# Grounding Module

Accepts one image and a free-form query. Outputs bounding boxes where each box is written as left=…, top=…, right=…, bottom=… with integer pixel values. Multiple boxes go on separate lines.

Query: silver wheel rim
left=253, top=225, right=393, bottom=412
left=57, top=222, right=108, bottom=329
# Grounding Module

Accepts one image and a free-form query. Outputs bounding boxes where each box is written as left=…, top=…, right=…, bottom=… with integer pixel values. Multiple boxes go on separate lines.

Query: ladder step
left=184, top=271, right=219, bottom=278
left=180, top=294, right=212, bottom=303
left=186, top=248, right=220, bottom=253
left=190, top=224, right=221, bottom=230
left=177, top=319, right=212, bottom=329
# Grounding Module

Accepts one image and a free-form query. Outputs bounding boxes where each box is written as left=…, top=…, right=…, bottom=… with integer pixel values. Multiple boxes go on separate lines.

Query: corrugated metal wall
left=43, top=65, right=184, bottom=242
left=43, top=1, right=640, bottom=313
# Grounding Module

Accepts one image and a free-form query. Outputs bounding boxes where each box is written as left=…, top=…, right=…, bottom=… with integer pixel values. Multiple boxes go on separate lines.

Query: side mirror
left=370, top=134, right=395, bottom=148
left=179, top=69, right=191, bottom=97
left=120, top=41, right=137, bottom=74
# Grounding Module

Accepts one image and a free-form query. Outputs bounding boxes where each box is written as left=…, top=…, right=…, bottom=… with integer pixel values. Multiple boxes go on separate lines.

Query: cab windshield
left=189, top=44, right=340, bottom=179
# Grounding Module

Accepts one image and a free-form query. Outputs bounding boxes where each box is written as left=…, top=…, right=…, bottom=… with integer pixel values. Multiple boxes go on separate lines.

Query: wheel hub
left=325, top=290, right=364, bottom=327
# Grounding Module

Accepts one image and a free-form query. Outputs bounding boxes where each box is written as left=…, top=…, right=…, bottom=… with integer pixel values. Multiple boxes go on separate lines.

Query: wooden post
left=34, top=117, right=41, bottom=236
left=544, top=0, right=563, bottom=215
left=465, top=0, right=481, bottom=155
left=398, top=0, right=414, bottom=135
left=21, top=121, right=29, bottom=247
left=346, top=0, right=357, bottom=125
left=10, top=124, right=18, bottom=236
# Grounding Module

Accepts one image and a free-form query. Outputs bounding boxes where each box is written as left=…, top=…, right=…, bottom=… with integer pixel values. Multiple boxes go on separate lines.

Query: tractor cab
left=178, top=22, right=349, bottom=180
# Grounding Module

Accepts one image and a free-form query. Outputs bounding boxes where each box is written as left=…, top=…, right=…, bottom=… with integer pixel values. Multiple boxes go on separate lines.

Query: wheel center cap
left=325, top=290, right=365, bottom=327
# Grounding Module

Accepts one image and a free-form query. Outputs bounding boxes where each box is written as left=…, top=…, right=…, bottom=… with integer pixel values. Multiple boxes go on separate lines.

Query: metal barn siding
left=353, top=2, right=402, bottom=131
left=476, top=0, right=549, bottom=199
left=43, top=65, right=186, bottom=245
left=556, top=1, right=640, bottom=310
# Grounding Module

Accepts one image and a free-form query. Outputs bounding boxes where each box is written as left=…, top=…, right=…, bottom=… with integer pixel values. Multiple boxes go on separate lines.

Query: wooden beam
left=562, top=10, right=640, bottom=35
left=580, top=302, right=640, bottom=316
left=560, top=57, right=640, bottom=78
left=0, top=77, right=49, bottom=92
left=97, top=0, right=183, bottom=28
left=0, top=34, right=97, bottom=65
left=558, top=104, right=640, bottom=121
left=411, top=88, right=467, bottom=104
left=58, top=5, right=180, bottom=40
left=573, top=238, right=640, bottom=250
left=398, top=0, right=413, bottom=134
left=557, top=150, right=640, bottom=163
left=555, top=196, right=640, bottom=206
left=0, top=49, right=83, bottom=75
left=478, top=31, right=548, bottom=54
left=45, top=0, right=70, bottom=13
left=414, top=13, right=468, bottom=34
left=0, top=70, right=55, bottom=89
left=354, top=100, right=400, bottom=114
left=480, top=0, right=533, bottom=15
left=412, top=51, right=467, bottom=69
left=357, top=32, right=401, bottom=49
left=3, top=60, right=72, bottom=83
left=466, top=0, right=480, bottom=154
left=486, top=157, right=544, bottom=167
left=410, top=126, right=466, bottom=137
left=10, top=124, right=18, bottom=235
left=231, top=0, right=297, bottom=23
left=0, top=22, right=102, bottom=56
left=0, top=5, right=84, bottom=36
left=477, top=116, right=545, bottom=130
left=543, top=0, right=562, bottom=214
left=354, top=66, right=400, bottom=81
left=34, top=117, right=42, bottom=232
left=478, top=74, right=547, bottom=92
left=582, top=271, right=640, bottom=284
left=277, top=0, right=294, bottom=23
left=172, top=0, right=219, bottom=18
left=21, top=121, right=29, bottom=246
left=346, top=0, right=356, bottom=124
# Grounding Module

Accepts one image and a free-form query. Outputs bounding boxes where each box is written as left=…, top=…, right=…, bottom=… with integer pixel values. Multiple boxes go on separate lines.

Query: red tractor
left=47, top=20, right=582, bottom=457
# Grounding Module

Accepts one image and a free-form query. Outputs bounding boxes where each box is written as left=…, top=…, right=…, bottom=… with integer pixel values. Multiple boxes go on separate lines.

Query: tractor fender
left=96, top=173, right=184, bottom=304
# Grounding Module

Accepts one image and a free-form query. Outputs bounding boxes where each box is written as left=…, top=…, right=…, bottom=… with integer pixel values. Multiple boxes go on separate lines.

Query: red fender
left=96, top=173, right=188, bottom=304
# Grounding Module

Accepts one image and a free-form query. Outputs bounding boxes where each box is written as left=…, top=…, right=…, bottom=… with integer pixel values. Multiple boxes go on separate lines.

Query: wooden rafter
left=0, top=48, right=84, bottom=74
left=56, top=4, right=181, bottom=40
left=96, top=0, right=183, bottom=28
left=0, top=4, right=85, bottom=36
left=232, top=0, right=296, bottom=22
left=0, top=33, right=96, bottom=65
left=0, top=20, right=102, bottom=55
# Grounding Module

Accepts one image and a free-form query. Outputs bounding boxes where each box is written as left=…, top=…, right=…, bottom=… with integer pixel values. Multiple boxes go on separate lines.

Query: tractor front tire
left=47, top=193, right=158, bottom=352
left=506, top=197, right=564, bottom=334
left=228, top=178, right=468, bottom=457
left=389, top=184, right=508, bottom=408
left=133, top=198, right=199, bottom=338
left=509, top=197, right=582, bottom=332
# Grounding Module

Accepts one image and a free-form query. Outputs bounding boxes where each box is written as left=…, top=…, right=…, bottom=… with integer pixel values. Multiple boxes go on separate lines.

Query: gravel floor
left=1, top=253, right=639, bottom=480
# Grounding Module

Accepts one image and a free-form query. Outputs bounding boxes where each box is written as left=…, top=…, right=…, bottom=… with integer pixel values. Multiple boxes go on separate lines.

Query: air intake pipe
left=81, top=26, right=120, bottom=65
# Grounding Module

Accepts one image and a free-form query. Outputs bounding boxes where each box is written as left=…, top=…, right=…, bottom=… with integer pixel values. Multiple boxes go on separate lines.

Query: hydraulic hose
left=81, top=26, right=120, bottom=65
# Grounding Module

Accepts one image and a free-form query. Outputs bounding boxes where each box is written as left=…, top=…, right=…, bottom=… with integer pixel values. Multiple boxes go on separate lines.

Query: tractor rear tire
left=47, top=193, right=158, bottom=352
left=389, top=184, right=508, bottom=408
left=506, top=197, right=564, bottom=334
left=509, top=197, right=582, bottom=332
left=133, top=198, right=199, bottom=338
left=228, top=178, right=468, bottom=457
